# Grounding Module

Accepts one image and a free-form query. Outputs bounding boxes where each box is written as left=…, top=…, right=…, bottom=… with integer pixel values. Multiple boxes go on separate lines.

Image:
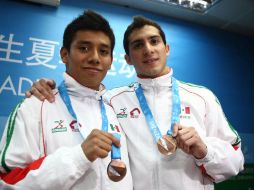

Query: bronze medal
left=107, top=159, right=127, bottom=182
left=157, top=135, right=177, bottom=155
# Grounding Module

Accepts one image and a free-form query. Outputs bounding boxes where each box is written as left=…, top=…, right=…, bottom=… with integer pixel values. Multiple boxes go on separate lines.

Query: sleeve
left=0, top=98, right=92, bottom=190
left=195, top=91, right=244, bottom=183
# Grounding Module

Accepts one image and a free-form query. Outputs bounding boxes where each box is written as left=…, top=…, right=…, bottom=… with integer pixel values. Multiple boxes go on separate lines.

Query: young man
left=25, top=16, right=244, bottom=190
left=0, top=11, right=133, bottom=190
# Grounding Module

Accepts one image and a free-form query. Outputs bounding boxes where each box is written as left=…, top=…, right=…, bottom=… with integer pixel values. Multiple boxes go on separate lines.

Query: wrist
left=193, top=144, right=207, bottom=159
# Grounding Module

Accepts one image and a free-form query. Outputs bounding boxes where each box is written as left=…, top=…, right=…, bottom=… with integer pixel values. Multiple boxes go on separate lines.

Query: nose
left=143, top=42, right=154, bottom=56
left=88, top=48, right=100, bottom=64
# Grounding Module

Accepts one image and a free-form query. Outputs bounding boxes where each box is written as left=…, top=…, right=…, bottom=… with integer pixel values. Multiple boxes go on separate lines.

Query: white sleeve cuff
left=195, top=143, right=215, bottom=166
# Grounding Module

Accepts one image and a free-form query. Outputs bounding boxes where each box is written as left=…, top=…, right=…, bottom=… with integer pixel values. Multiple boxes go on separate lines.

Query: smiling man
left=0, top=10, right=133, bottom=190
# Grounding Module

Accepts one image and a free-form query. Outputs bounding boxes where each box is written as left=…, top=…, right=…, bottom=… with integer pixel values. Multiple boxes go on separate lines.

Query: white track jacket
left=0, top=73, right=133, bottom=190
left=105, top=71, right=244, bottom=190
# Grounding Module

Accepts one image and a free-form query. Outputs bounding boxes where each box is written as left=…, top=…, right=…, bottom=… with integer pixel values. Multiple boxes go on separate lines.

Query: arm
left=25, top=79, right=56, bottom=102
left=194, top=92, right=244, bottom=182
left=173, top=91, right=244, bottom=183
left=0, top=98, right=120, bottom=189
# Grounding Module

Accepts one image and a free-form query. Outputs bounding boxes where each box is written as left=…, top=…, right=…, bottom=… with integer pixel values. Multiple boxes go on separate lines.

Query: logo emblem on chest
left=52, top=120, right=67, bottom=133
left=130, top=108, right=141, bottom=118
left=69, top=120, right=82, bottom=132
left=180, top=106, right=191, bottom=119
left=117, top=108, right=128, bottom=118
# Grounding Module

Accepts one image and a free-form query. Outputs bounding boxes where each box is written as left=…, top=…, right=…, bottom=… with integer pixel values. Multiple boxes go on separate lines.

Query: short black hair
left=63, top=10, right=115, bottom=54
left=123, top=16, right=166, bottom=55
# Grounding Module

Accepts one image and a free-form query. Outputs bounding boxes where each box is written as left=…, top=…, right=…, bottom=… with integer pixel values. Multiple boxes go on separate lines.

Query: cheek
left=101, top=62, right=112, bottom=71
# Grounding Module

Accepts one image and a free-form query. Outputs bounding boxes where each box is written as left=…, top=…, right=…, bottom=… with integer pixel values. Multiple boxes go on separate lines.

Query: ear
left=165, top=44, right=170, bottom=57
left=124, top=54, right=133, bottom=65
left=60, top=47, right=68, bottom=64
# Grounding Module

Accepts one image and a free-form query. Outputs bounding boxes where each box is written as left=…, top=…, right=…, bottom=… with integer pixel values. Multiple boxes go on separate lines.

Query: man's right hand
left=25, top=79, right=56, bottom=102
left=82, top=129, right=120, bottom=162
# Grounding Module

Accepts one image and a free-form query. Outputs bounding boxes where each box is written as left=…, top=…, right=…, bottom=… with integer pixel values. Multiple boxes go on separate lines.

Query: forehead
left=73, top=30, right=111, bottom=47
left=128, top=25, right=161, bottom=43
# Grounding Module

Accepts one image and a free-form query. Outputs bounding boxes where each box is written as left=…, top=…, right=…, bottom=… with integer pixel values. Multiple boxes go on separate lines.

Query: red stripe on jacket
left=199, top=164, right=214, bottom=181
left=0, top=156, right=46, bottom=185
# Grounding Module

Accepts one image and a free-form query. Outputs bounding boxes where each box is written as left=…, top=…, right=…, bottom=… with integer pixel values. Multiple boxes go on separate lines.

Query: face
left=125, top=25, right=170, bottom=78
left=61, top=30, right=112, bottom=90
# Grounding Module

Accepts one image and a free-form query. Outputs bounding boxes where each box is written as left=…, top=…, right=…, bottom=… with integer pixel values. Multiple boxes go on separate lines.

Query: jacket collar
left=137, top=69, right=173, bottom=89
left=62, top=72, right=106, bottom=100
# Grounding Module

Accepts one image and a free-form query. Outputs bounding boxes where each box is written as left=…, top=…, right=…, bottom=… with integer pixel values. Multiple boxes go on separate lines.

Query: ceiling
left=100, top=0, right=254, bottom=37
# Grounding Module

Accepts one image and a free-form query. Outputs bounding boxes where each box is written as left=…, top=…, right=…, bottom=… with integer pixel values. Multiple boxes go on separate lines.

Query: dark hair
left=123, top=16, right=166, bottom=55
left=63, top=10, right=115, bottom=54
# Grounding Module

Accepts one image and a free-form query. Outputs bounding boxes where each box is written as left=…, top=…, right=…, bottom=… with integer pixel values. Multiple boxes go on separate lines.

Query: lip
left=143, top=58, right=159, bottom=64
left=82, top=67, right=102, bottom=73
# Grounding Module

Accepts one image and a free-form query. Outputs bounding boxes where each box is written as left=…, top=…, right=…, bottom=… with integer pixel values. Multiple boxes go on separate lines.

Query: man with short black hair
left=0, top=10, right=133, bottom=190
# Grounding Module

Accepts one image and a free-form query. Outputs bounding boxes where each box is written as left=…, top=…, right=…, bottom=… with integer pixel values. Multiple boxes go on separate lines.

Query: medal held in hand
left=107, top=133, right=127, bottom=182
left=135, top=77, right=181, bottom=156
left=157, top=133, right=177, bottom=156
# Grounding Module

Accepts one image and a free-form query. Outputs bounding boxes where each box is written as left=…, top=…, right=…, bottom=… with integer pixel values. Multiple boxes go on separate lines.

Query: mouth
left=143, top=58, right=159, bottom=65
left=82, top=67, right=102, bottom=73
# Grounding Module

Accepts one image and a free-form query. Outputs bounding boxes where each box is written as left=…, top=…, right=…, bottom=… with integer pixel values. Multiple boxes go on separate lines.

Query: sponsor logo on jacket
left=117, top=108, right=128, bottom=118
left=69, top=120, right=82, bottom=132
left=52, top=120, right=67, bottom=133
left=130, top=108, right=141, bottom=118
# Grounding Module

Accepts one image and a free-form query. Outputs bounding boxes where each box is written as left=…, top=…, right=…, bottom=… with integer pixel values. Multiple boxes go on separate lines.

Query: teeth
left=144, top=58, right=157, bottom=64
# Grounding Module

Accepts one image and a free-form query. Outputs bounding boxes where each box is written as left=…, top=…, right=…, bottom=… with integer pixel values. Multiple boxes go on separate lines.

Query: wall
left=0, top=0, right=254, bottom=188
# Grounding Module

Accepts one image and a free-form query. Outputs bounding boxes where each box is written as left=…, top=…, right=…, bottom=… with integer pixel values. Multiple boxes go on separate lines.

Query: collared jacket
left=0, top=73, right=133, bottom=190
left=105, top=71, right=244, bottom=190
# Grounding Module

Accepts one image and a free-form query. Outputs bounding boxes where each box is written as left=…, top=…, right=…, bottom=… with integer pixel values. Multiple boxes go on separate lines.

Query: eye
left=150, top=37, right=160, bottom=45
left=79, top=46, right=89, bottom=53
left=100, top=48, right=110, bottom=56
left=132, top=42, right=143, bottom=49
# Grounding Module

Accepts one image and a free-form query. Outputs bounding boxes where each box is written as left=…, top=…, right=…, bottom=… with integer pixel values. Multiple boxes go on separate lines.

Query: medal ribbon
left=58, top=81, right=121, bottom=159
left=135, top=77, right=181, bottom=142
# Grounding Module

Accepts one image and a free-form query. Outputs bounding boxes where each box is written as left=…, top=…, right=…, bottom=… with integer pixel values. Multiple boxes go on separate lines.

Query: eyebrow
left=76, top=41, right=111, bottom=49
left=130, top=35, right=160, bottom=45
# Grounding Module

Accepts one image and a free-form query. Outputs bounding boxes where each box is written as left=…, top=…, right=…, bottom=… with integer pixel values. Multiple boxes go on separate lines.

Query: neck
left=66, top=71, right=100, bottom=91
left=138, top=67, right=171, bottom=79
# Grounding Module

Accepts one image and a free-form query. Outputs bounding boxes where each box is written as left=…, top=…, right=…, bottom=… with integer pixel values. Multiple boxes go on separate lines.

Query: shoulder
left=18, top=89, right=59, bottom=115
left=178, top=80, right=216, bottom=101
left=18, top=96, right=43, bottom=112
left=103, top=83, right=136, bottom=103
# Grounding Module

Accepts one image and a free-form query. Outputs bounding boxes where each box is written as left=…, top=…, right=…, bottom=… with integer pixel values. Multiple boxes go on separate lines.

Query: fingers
left=172, top=123, right=182, bottom=137
left=176, top=128, right=195, bottom=153
left=174, top=126, right=207, bottom=158
left=26, top=79, right=56, bottom=102
left=46, top=79, right=56, bottom=89
left=105, top=132, right=121, bottom=147
left=34, top=79, right=55, bottom=102
left=92, top=130, right=120, bottom=148
left=25, top=90, right=32, bottom=98
left=81, top=129, right=121, bottom=162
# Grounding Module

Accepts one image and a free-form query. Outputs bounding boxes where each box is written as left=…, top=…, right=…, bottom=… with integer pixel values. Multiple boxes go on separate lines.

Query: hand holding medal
left=59, top=83, right=127, bottom=181
left=135, top=77, right=181, bottom=156
left=157, top=124, right=183, bottom=155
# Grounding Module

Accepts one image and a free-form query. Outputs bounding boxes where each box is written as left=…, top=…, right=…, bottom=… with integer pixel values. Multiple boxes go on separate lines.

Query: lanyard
left=58, top=81, right=108, bottom=139
left=135, top=77, right=181, bottom=142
